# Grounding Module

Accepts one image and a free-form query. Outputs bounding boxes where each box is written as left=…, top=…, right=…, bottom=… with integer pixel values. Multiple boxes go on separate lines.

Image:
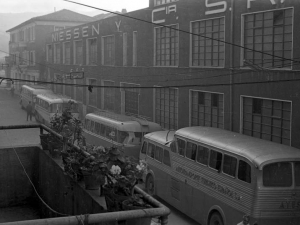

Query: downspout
left=229, top=0, right=234, bottom=131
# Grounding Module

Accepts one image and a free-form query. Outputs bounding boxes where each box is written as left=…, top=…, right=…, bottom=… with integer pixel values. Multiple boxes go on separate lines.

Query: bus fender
left=207, top=205, right=226, bottom=225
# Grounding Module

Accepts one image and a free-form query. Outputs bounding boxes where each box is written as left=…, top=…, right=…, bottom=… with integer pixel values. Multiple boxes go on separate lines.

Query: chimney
left=121, top=9, right=127, bottom=14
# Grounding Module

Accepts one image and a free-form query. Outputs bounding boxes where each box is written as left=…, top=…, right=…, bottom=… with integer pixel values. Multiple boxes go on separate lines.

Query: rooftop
left=7, top=9, right=93, bottom=32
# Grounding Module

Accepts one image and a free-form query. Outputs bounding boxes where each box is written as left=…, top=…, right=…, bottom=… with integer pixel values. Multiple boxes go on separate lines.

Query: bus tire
left=145, top=174, right=155, bottom=196
left=209, top=212, right=224, bottom=225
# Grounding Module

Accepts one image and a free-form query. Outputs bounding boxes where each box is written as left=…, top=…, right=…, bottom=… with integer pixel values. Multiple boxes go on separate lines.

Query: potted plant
left=48, top=101, right=85, bottom=158
left=80, top=145, right=108, bottom=190
left=103, top=148, right=149, bottom=211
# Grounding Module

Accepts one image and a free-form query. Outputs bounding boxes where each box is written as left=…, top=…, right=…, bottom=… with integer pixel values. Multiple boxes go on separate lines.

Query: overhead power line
left=63, top=0, right=299, bottom=64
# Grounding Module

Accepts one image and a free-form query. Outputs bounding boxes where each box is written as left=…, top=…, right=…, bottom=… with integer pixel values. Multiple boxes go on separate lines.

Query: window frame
left=190, top=16, right=225, bottom=68
left=154, top=23, right=179, bottom=67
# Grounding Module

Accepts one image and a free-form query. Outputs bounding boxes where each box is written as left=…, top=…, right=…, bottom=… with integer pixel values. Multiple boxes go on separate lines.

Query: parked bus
left=83, top=111, right=162, bottom=160
left=35, top=93, right=79, bottom=126
left=140, top=126, right=300, bottom=225
left=20, top=85, right=52, bottom=110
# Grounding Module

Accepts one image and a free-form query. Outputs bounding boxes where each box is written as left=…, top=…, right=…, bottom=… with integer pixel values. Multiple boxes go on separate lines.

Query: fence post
left=39, top=126, right=43, bottom=135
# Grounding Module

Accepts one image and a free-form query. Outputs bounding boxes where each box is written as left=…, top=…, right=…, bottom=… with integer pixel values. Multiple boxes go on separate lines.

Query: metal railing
left=0, top=124, right=171, bottom=225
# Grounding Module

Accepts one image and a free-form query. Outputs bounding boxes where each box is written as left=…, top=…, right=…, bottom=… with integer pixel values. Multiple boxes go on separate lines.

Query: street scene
left=1, top=0, right=300, bottom=224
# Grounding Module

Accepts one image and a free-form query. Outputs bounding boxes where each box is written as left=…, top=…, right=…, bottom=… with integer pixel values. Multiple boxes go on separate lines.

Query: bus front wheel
left=209, top=212, right=224, bottom=225
left=145, top=175, right=155, bottom=196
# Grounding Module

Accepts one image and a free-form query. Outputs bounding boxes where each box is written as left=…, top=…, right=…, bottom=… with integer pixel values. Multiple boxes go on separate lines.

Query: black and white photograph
left=0, top=0, right=299, bottom=224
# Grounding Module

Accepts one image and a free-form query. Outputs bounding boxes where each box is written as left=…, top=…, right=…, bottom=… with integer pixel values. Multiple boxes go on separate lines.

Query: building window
left=54, top=74, right=63, bottom=95
left=54, top=43, right=61, bottom=64
left=63, top=42, right=71, bottom=65
left=47, top=45, right=53, bottom=63
left=102, top=35, right=115, bottom=66
left=74, top=40, right=83, bottom=65
left=11, top=33, right=16, bottom=43
left=242, top=96, right=291, bottom=145
left=65, top=79, right=72, bottom=98
left=191, top=17, right=225, bottom=67
left=121, top=83, right=140, bottom=116
left=155, top=24, right=179, bottom=66
left=75, top=79, right=83, bottom=102
left=102, top=80, right=115, bottom=111
left=155, top=87, right=178, bottom=130
left=154, top=0, right=178, bottom=6
left=86, top=38, right=97, bottom=65
left=242, top=8, right=293, bottom=69
left=133, top=31, right=137, bottom=66
left=87, top=79, right=97, bottom=107
left=19, top=30, right=24, bottom=41
left=123, top=33, right=128, bottom=66
left=29, top=26, right=35, bottom=41
left=190, top=91, right=224, bottom=128
left=30, top=51, right=35, bottom=65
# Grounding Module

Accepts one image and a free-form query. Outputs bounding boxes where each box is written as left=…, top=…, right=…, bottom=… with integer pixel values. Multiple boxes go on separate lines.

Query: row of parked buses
left=20, top=85, right=300, bottom=225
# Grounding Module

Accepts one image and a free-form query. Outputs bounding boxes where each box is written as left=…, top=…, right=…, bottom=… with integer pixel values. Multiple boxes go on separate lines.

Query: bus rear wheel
left=209, top=212, right=224, bottom=225
left=145, top=175, right=155, bottom=196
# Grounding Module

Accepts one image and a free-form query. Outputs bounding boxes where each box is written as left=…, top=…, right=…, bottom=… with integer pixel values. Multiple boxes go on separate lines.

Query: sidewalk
left=0, top=89, right=39, bottom=148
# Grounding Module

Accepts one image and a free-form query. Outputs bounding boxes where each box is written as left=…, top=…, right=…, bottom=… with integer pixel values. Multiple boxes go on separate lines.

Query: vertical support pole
left=40, top=126, right=43, bottom=135
left=160, top=216, right=168, bottom=225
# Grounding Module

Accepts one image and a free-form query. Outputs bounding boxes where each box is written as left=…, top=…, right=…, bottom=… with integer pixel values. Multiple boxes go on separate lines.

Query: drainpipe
left=229, top=0, right=234, bottom=131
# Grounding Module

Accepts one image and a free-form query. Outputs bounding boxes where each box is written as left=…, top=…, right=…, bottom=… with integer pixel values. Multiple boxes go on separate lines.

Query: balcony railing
left=0, top=123, right=171, bottom=225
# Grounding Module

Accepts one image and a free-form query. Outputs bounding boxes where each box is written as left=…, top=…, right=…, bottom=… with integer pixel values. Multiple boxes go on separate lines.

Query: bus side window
left=163, top=149, right=171, bottom=167
left=95, top=122, right=100, bottom=135
left=119, top=131, right=129, bottom=144
left=86, top=119, right=91, bottom=131
left=186, top=142, right=197, bottom=161
left=238, top=160, right=251, bottom=184
left=100, top=124, right=106, bottom=136
left=223, top=154, right=237, bottom=177
left=197, top=145, right=209, bottom=165
left=177, top=138, right=186, bottom=156
left=147, top=143, right=155, bottom=158
left=155, top=146, right=163, bottom=162
left=141, top=141, right=147, bottom=154
left=209, top=150, right=223, bottom=172
left=91, top=121, right=95, bottom=133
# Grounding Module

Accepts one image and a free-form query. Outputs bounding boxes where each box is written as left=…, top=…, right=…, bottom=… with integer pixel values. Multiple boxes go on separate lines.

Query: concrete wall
left=0, top=146, right=106, bottom=221
left=0, top=146, right=38, bottom=208
left=37, top=149, right=105, bottom=218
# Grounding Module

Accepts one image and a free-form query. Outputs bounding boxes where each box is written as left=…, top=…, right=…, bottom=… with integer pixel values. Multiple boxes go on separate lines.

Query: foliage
left=49, top=100, right=85, bottom=146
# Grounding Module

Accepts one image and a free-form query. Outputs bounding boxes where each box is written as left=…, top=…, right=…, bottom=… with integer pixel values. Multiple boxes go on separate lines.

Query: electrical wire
left=63, top=0, right=300, bottom=64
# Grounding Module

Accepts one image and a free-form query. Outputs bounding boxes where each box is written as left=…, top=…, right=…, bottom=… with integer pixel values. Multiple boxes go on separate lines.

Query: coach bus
left=83, top=111, right=162, bottom=160
left=20, top=85, right=52, bottom=110
left=140, top=126, right=300, bottom=225
left=35, top=93, right=79, bottom=126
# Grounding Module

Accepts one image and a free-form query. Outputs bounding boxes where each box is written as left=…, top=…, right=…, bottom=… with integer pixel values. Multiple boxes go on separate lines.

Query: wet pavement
left=0, top=89, right=39, bottom=148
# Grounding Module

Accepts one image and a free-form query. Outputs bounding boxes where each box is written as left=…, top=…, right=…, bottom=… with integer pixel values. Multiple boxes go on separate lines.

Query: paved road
left=0, top=89, right=200, bottom=225
left=0, top=89, right=40, bottom=147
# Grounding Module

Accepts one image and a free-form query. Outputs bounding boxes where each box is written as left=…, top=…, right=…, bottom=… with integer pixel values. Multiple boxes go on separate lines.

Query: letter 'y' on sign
left=205, top=0, right=227, bottom=15
left=115, top=21, right=121, bottom=32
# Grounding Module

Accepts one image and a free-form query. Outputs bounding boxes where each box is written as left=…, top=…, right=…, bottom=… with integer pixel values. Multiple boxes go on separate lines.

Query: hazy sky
left=0, top=0, right=149, bottom=15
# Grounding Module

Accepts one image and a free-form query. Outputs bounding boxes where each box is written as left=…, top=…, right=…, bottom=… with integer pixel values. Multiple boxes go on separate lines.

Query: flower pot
left=39, top=134, right=49, bottom=150
left=104, top=189, right=130, bottom=211
left=82, top=173, right=101, bottom=190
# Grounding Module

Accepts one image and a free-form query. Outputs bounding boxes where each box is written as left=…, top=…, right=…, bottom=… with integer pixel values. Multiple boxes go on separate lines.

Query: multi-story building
left=45, top=0, right=300, bottom=148
left=6, top=9, right=93, bottom=92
